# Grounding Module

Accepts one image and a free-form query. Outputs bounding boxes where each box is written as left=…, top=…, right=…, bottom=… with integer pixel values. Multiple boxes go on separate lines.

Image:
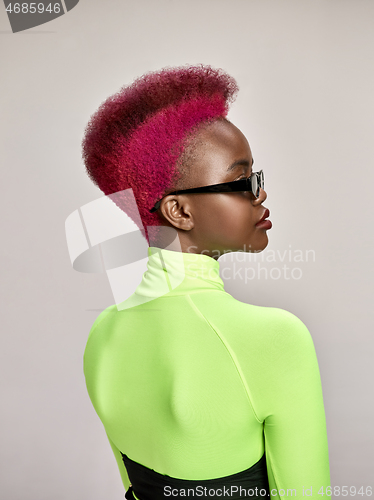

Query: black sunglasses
left=149, top=170, right=264, bottom=213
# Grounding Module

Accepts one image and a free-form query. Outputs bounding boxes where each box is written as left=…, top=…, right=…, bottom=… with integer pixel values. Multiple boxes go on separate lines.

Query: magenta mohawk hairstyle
left=81, top=64, right=239, bottom=244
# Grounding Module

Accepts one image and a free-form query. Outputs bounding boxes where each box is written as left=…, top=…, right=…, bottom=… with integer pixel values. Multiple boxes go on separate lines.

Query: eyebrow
left=226, top=158, right=255, bottom=172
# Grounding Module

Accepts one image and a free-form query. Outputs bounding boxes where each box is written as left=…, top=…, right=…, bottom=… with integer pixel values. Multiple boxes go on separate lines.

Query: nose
left=252, top=187, right=267, bottom=205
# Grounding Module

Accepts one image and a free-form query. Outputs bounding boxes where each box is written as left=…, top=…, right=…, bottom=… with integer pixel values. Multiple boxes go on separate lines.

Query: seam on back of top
left=186, top=293, right=262, bottom=424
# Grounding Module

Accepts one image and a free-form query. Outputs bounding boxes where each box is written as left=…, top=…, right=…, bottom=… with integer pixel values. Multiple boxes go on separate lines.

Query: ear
left=159, top=194, right=195, bottom=231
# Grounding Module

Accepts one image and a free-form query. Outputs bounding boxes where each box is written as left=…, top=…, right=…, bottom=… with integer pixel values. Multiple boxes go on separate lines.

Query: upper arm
left=259, top=311, right=331, bottom=497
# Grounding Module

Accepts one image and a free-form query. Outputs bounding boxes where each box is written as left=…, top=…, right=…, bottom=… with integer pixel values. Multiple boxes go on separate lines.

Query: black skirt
left=122, top=451, right=270, bottom=499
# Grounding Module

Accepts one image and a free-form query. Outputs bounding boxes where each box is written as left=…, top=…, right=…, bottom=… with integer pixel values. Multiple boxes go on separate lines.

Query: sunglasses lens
left=260, top=170, right=264, bottom=189
left=251, top=174, right=259, bottom=198
left=253, top=171, right=264, bottom=197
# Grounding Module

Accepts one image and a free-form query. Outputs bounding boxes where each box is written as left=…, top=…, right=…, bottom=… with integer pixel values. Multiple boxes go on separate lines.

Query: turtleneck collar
left=134, top=246, right=225, bottom=299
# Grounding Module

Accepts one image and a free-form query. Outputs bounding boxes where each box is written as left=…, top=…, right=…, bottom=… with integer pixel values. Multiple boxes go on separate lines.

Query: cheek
left=194, top=195, right=255, bottom=236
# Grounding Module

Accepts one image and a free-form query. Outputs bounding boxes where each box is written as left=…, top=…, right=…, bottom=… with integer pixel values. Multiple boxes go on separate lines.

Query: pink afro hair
left=81, top=64, right=239, bottom=245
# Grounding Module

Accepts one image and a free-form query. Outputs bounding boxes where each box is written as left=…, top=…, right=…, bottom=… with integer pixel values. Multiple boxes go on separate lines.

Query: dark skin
left=157, top=119, right=270, bottom=260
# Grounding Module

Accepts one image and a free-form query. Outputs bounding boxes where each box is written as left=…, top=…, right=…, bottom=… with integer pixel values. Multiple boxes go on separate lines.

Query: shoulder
left=201, top=291, right=313, bottom=353
left=83, top=300, right=146, bottom=359
left=89, top=304, right=118, bottom=336
left=263, top=306, right=311, bottom=339
left=223, top=293, right=308, bottom=328
left=223, top=295, right=313, bottom=348
left=230, top=303, right=319, bottom=394
left=84, top=304, right=118, bottom=357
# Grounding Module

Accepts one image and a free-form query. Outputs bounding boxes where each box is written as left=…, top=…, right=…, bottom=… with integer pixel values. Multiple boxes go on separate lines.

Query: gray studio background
left=1, top=1, right=373, bottom=499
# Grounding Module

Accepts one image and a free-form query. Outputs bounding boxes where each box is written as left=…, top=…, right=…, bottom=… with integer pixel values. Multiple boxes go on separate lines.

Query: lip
left=256, top=208, right=270, bottom=225
left=256, top=219, right=272, bottom=229
left=255, top=208, right=272, bottom=229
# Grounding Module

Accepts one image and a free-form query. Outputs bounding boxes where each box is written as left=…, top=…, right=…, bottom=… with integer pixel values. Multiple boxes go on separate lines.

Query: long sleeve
left=257, top=311, right=331, bottom=498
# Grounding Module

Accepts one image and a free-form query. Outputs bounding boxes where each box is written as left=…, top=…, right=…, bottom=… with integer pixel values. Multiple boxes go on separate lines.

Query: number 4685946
left=6, top=3, right=61, bottom=14
left=318, top=486, right=372, bottom=496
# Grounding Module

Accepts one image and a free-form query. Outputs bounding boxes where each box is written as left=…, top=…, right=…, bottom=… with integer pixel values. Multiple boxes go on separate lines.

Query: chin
left=243, top=236, right=269, bottom=253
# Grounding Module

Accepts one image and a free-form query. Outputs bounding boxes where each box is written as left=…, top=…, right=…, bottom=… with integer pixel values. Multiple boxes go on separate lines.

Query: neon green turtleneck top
left=83, top=246, right=331, bottom=497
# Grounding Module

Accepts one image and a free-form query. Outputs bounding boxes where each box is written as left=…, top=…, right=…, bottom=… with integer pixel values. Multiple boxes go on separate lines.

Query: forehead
left=188, top=119, right=252, bottom=183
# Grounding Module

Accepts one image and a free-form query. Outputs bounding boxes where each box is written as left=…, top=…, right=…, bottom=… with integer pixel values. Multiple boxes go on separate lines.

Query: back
left=83, top=247, right=331, bottom=497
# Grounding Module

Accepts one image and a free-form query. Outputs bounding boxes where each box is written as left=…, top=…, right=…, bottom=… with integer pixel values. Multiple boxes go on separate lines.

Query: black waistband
left=121, top=451, right=270, bottom=499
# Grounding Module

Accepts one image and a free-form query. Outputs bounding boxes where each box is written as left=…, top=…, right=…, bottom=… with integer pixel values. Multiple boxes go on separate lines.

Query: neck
left=147, top=226, right=223, bottom=260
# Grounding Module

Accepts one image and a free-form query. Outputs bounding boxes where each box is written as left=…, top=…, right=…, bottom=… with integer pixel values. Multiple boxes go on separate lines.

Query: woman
left=82, top=64, right=331, bottom=499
